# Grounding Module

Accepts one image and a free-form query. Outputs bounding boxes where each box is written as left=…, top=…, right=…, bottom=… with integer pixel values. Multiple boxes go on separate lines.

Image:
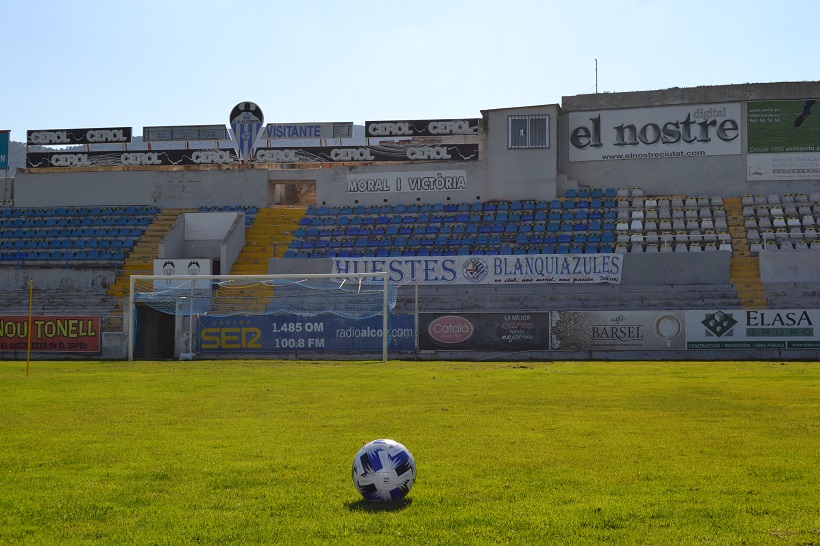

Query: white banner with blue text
left=331, top=253, right=622, bottom=285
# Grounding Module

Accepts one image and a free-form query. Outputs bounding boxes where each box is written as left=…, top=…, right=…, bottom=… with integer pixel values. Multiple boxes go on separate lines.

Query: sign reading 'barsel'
left=27, top=127, right=132, bottom=146
left=365, top=118, right=480, bottom=138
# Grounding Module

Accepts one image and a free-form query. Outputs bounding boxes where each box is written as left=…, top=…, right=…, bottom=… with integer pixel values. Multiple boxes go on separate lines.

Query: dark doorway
left=133, top=305, right=175, bottom=359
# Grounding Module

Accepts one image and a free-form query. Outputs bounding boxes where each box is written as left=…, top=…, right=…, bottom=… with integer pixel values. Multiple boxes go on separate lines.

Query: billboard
left=419, top=312, right=549, bottom=351
left=0, top=315, right=101, bottom=353
left=0, top=130, right=8, bottom=170
left=550, top=311, right=685, bottom=351
left=253, top=144, right=479, bottom=164
left=746, top=100, right=820, bottom=181
left=365, top=118, right=480, bottom=138
left=568, top=103, right=742, bottom=162
left=26, top=149, right=238, bottom=169
left=197, top=314, right=415, bottom=354
left=331, top=254, right=623, bottom=285
left=143, top=125, right=228, bottom=142
left=685, top=309, right=820, bottom=350
left=261, top=122, right=353, bottom=140
left=26, top=127, right=131, bottom=146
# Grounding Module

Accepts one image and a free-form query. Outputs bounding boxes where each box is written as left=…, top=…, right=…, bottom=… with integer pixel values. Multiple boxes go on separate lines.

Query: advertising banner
left=143, top=125, right=228, bottom=142
left=197, top=314, right=415, bottom=354
left=550, top=311, right=685, bottom=351
left=0, top=315, right=100, bottom=352
left=253, top=144, right=479, bottom=164
left=0, top=130, right=8, bottom=170
left=26, top=127, right=132, bottom=146
left=365, top=118, right=480, bottom=138
left=152, top=259, right=211, bottom=289
left=346, top=170, right=467, bottom=194
left=26, top=148, right=239, bottom=169
left=332, top=254, right=623, bottom=285
left=568, top=103, right=742, bottom=162
left=419, top=312, right=549, bottom=351
left=685, top=309, right=820, bottom=350
left=261, top=122, right=353, bottom=140
left=746, top=100, right=820, bottom=181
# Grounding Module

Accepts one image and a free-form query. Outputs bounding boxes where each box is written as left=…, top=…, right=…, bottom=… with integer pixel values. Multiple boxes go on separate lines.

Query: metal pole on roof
left=595, top=59, right=598, bottom=94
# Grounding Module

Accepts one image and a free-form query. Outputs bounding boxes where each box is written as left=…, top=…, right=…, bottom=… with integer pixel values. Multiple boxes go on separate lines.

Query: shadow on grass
left=345, top=497, right=413, bottom=513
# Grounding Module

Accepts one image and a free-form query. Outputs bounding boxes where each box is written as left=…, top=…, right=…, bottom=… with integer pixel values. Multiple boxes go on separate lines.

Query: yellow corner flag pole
left=26, top=279, right=33, bottom=377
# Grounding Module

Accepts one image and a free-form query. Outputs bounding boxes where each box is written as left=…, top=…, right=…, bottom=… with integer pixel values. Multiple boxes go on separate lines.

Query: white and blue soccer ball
left=352, top=439, right=416, bottom=502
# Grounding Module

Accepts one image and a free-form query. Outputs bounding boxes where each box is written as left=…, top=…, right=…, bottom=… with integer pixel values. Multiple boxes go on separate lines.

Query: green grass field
left=1, top=359, right=818, bottom=545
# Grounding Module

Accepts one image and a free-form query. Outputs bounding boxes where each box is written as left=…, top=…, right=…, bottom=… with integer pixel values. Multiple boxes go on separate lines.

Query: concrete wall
left=482, top=105, right=559, bottom=201
left=759, top=250, right=820, bottom=283
left=0, top=268, right=115, bottom=290
left=14, top=168, right=270, bottom=209
left=158, top=212, right=245, bottom=275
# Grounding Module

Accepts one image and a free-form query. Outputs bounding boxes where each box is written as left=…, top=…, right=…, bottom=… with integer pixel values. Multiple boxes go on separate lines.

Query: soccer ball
left=352, top=439, right=416, bottom=502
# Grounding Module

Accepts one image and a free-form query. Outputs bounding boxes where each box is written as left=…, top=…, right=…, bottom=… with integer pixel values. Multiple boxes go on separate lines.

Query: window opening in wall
left=508, top=114, right=549, bottom=149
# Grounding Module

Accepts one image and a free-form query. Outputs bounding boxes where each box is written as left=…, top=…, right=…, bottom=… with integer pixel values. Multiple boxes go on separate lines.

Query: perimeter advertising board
left=197, top=314, right=415, bottom=354
left=418, top=313, right=549, bottom=351
left=568, top=103, right=742, bottom=162
left=746, top=100, right=820, bottom=181
left=331, top=254, right=622, bottom=285
left=685, top=309, right=820, bottom=349
left=550, top=311, right=685, bottom=351
left=0, top=315, right=100, bottom=353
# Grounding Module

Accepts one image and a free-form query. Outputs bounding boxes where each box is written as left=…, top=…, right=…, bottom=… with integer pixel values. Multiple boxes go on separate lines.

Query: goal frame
left=127, top=272, right=391, bottom=362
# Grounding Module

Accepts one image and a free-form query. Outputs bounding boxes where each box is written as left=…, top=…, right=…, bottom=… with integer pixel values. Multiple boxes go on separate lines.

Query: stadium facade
left=3, top=81, right=820, bottom=361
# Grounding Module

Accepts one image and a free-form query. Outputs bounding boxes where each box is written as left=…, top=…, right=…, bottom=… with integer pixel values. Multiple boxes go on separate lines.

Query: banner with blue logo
left=197, top=313, right=416, bottom=354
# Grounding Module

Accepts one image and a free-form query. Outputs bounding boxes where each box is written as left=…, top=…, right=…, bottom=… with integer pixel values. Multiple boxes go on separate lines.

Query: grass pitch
left=1, top=359, right=818, bottom=545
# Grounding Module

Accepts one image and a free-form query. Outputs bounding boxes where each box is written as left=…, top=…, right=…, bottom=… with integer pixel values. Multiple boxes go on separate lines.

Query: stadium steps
left=105, top=209, right=193, bottom=330
left=230, top=206, right=305, bottom=274
left=723, top=198, right=767, bottom=309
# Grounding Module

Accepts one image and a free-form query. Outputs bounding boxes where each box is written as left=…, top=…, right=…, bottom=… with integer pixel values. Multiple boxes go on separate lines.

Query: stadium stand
left=5, top=81, right=820, bottom=360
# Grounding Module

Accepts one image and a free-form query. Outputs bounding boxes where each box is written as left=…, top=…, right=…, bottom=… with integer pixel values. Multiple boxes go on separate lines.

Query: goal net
left=127, top=272, right=396, bottom=360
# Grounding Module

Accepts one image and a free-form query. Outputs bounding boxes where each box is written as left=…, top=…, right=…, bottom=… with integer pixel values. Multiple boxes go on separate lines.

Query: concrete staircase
left=723, top=198, right=767, bottom=309
left=230, top=206, right=305, bottom=274
left=104, top=209, right=193, bottom=331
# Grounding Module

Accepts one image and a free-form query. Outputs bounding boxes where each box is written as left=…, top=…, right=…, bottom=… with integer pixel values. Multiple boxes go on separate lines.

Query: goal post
left=127, top=272, right=394, bottom=361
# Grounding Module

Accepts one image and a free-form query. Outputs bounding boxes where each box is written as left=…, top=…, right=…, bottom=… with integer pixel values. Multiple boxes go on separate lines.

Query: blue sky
left=2, top=0, right=816, bottom=142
